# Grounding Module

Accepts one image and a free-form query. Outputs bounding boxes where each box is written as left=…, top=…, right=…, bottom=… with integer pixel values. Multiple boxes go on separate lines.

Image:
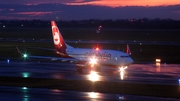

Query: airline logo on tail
left=51, top=21, right=66, bottom=50
left=51, top=21, right=61, bottom=46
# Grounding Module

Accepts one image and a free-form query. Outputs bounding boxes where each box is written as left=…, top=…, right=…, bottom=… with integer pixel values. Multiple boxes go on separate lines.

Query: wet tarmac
left=0, top=60, right=180, bottom=85
left=0, top=59, right=180, bottom=100
left=0, top=86, right=179, bottom=101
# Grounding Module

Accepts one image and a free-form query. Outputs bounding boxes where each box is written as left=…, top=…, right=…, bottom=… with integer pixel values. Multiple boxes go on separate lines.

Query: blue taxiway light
left=7, top=59, right=10, bottom=64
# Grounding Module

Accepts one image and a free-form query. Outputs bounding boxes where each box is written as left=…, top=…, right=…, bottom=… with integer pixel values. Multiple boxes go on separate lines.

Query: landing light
left=90, top=57, right=97, bottom=67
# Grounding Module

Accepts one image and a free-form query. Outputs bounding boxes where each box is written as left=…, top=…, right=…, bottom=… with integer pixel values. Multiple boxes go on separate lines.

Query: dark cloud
left=0, top=3, right=180, bottom=20
left=0, top=0, right=98, bottom=4
left=0, top=0, right=66, bottom=4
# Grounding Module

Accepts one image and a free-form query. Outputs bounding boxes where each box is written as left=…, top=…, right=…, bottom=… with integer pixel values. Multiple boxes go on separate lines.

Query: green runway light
left=22, top=72, right=30, bottom=78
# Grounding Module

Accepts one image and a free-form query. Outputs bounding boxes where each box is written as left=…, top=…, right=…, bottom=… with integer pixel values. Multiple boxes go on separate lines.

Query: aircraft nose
left=126, top=58, right=133, bottom=65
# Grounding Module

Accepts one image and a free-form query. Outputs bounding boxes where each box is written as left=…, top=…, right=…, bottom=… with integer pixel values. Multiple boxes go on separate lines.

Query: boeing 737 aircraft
left=17, top=21, right=133, bottom=73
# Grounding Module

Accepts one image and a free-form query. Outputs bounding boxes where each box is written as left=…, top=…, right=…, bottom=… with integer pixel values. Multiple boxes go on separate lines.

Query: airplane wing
left=16, top=46, right=78, bottom=63
left=27, top=47, right=55, bottom=51
left=28, top=56, right=78, bottom=63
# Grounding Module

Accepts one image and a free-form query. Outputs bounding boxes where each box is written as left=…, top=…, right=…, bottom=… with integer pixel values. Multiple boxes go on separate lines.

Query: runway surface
left=0, top=60, right=180, bottom=85
left=1, top=86, right=179, bottom=101
left=0, top=59, right=180, bottom=100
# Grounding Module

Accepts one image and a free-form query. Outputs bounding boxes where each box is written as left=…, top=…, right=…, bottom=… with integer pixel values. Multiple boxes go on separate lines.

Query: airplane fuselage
left=65, top=48, right=133, bottom=67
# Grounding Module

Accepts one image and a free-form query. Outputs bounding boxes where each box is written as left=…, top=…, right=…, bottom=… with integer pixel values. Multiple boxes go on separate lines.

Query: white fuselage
left=66, top=48, right=133, bottom=67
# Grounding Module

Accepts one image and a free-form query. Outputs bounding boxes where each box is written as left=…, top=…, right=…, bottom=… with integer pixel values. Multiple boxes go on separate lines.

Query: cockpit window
left=120, top=55, right=130, bottom=58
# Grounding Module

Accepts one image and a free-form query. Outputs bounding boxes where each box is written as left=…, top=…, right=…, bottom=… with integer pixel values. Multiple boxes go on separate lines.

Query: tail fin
left=126, top=44, right=132, bottom=55
left=51, top=21, right=66, bottom=50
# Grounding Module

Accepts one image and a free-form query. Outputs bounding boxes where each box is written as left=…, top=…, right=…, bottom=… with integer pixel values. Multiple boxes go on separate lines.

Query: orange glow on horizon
left=65, top=0, right=180, bottom=7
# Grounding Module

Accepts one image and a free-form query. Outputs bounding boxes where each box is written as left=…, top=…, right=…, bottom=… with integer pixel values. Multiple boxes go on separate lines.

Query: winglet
left=16, top=46, right=29, bottom=58
left=16, top=46, right=22, bottom=55
left=126, top=44, right=132, bottom=55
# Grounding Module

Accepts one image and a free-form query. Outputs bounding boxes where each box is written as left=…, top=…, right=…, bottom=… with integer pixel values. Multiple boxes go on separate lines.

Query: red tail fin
left=51, top=21, right=66, bottom=50
left=126, top=44, right=132, bottom=55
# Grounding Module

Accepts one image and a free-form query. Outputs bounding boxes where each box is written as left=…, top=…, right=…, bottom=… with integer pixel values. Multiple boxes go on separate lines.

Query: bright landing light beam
left=89, top=57, right=97, bottom=67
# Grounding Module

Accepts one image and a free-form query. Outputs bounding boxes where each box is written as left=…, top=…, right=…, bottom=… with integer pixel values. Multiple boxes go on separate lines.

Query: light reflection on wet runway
left=0, top=86, right=179, bottom=101
left=1, top=60, right=180, bottom=100
left=0, top=60, right=180, bottom=85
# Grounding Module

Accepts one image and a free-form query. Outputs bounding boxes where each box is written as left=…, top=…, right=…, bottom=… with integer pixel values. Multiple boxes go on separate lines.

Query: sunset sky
left=0, top=0, right=180, bottom=20
left=1, top=0, right=180, bottom=7
left=65, top=0, right=180, bottom=7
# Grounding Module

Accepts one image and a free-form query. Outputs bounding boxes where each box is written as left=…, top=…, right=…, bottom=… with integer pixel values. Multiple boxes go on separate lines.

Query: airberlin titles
left=85, top=51, right=111, bottom=60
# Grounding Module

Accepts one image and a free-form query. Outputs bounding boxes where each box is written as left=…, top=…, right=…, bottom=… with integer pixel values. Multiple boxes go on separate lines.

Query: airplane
left=17, top=21, right=133, bottom=73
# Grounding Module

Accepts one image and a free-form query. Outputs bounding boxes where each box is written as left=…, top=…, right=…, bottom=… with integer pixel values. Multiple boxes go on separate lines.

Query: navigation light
left=23, top=53, right=28, bottom=58
left=90, top=57, right=97, bottom=67
left=96, top=47, right=99, bottom=51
